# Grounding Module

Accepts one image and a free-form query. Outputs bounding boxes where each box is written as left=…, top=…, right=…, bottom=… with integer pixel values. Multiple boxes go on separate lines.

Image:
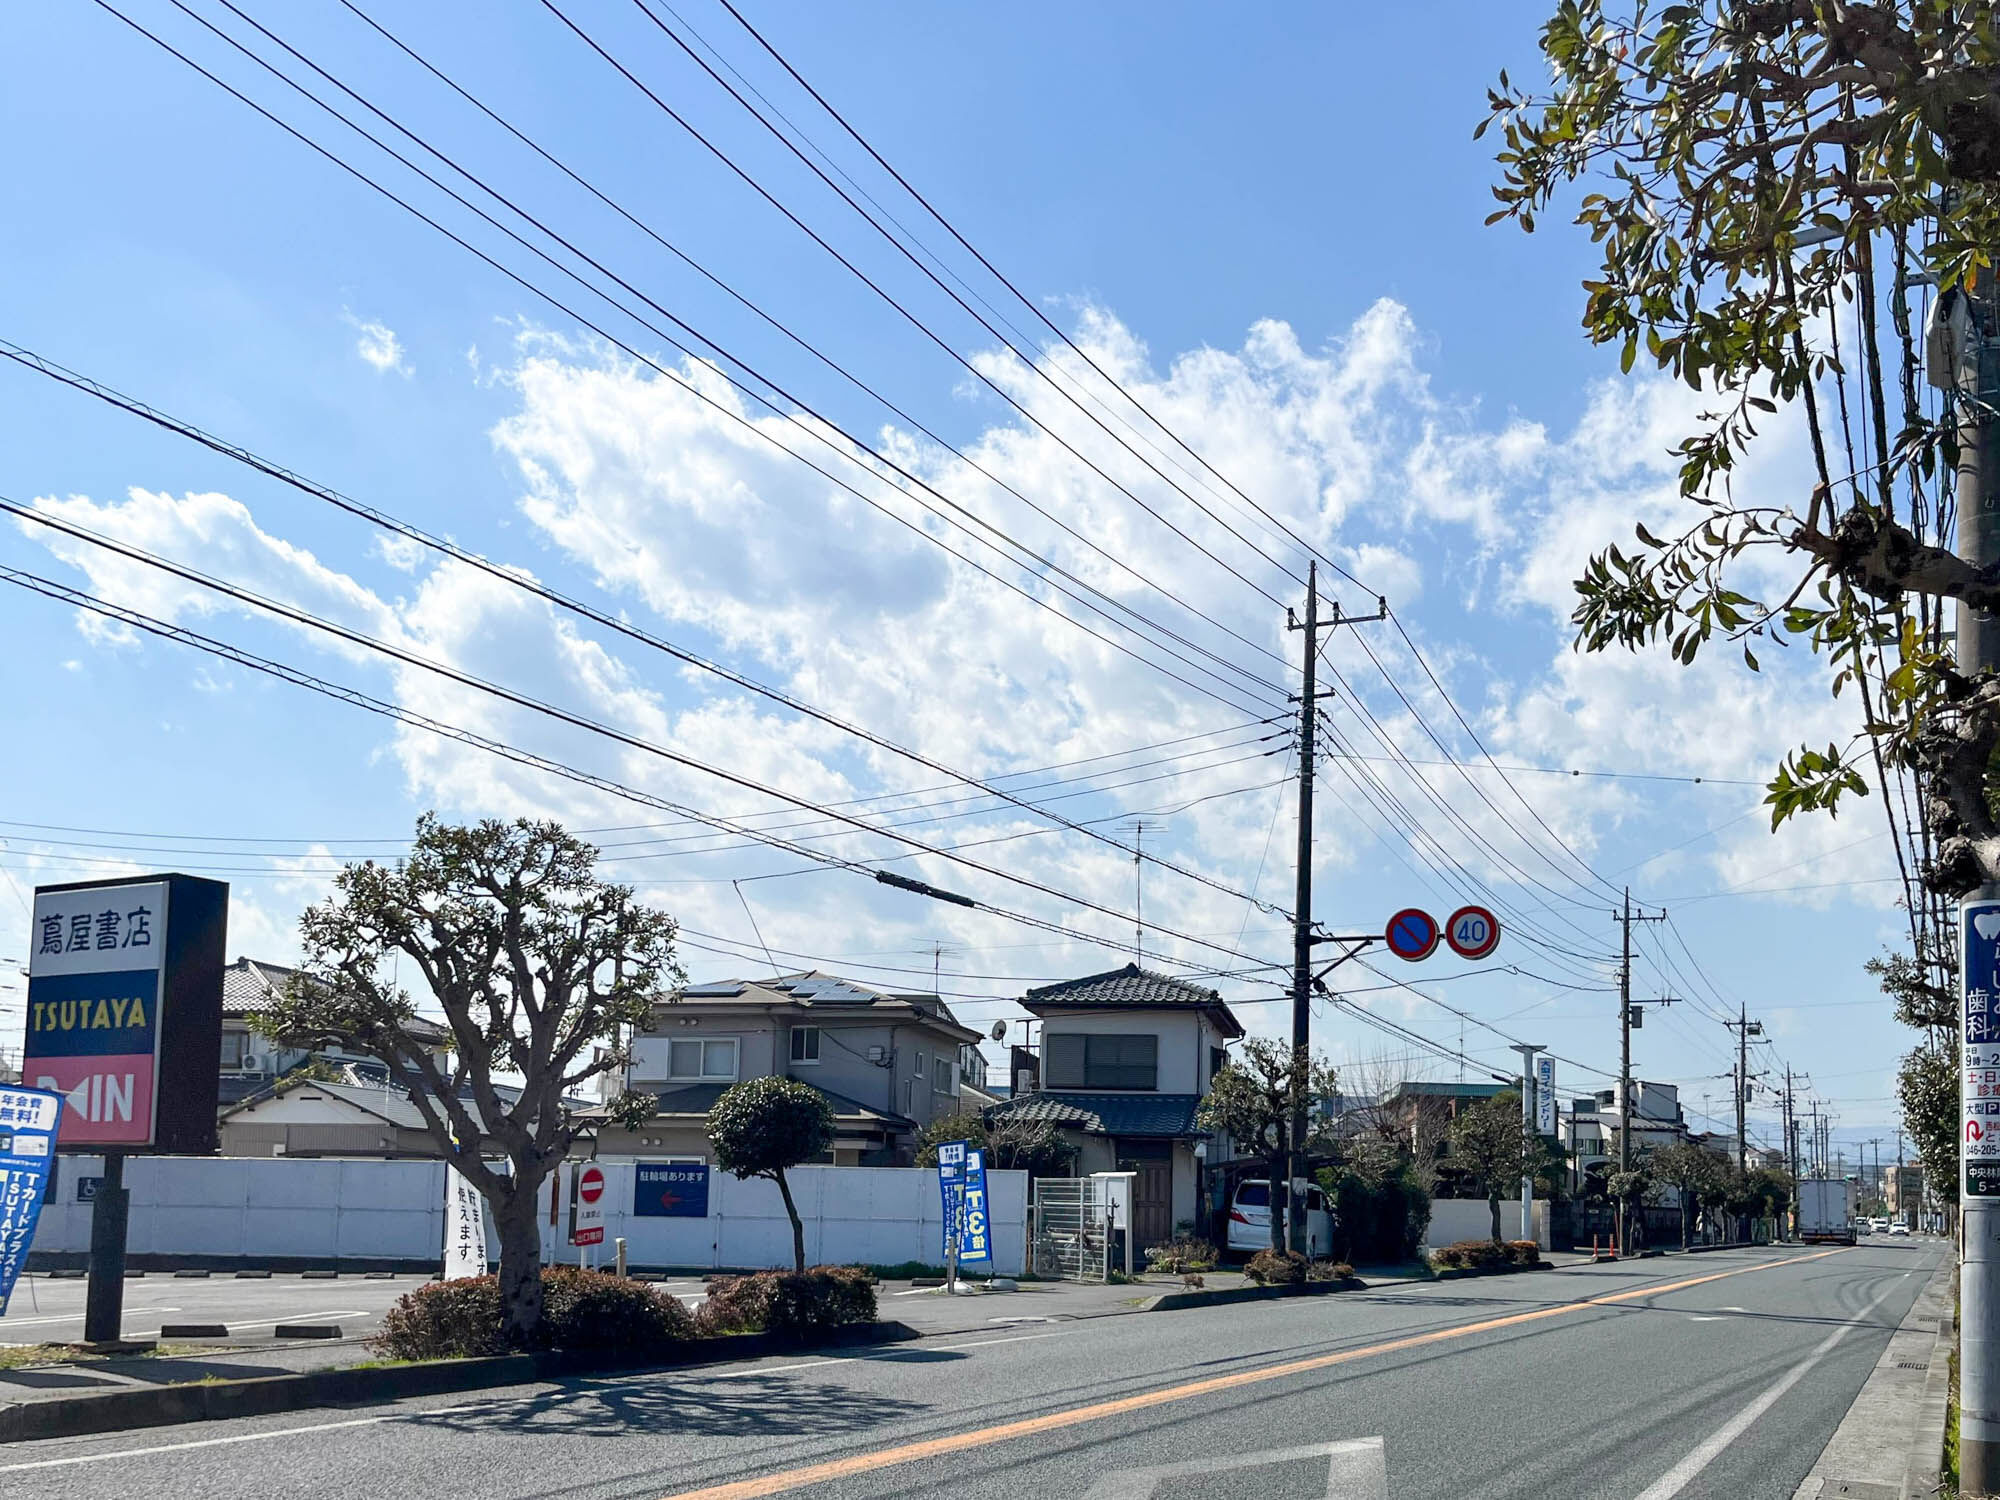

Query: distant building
left=1563, top=1081, right=1688, bottom=1191
left=590, top=971, right=985, bottom=1166
left=218, top=958, right=452, bottom=1107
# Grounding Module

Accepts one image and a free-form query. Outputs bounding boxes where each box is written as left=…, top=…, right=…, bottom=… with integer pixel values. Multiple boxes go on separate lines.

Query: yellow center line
left=657, top=1248, right=1842, bottom=1500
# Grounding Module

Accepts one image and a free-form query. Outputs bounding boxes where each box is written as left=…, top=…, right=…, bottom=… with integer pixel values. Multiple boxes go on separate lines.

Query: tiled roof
left=990, top=1091, right=1205, bottom=1138
left=1019, top=964, right=1244, bottom=1038
left=669, top=971, right=979, bottom=1042
left=615, top=1079, right=912, bottom=1129
left=221, top=957, right=450, bottom=1042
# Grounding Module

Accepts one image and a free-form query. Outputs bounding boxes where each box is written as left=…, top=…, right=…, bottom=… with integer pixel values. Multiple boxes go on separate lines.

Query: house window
left=790, top=1027, right=820, bottom=1065
left=913, top=1051, right=925, bottom=1078
left=668, top=1038, right=738, bottom=1081
left=1209, top=1046, right=1227, bottom=1083
left=219, top=1031, right=251, bottom=1070
left=934, top=1056, right=954, bottom=1094
left=1043, top=1032, right=1158, bottom=1091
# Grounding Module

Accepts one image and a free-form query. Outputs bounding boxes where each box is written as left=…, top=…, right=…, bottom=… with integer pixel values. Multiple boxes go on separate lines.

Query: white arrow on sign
left=1079, top=1437, right=1387, bottom=1499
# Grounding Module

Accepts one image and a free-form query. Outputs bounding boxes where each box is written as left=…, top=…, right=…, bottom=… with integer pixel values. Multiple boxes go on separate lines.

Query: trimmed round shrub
left=542, top=1266, right=698, bottom=1353
left=695, top=1265, right=878, bottom=1340
left=370, top=1268, right=695, bottom=1360
left=1244, top=1248, right=1308, bottom=1285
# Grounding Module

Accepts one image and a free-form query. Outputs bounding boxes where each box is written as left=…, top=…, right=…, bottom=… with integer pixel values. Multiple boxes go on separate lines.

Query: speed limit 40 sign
left=1445, top=905, right=1500, bottom=960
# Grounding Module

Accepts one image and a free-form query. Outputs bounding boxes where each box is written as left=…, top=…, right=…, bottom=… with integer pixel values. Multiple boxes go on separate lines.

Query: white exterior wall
left=1040, top=1009, right=1206, bottom=1093
left=1424, top=1198, right=1550, bottom=1250
left=27, top=1158, right=1027, bottom=1274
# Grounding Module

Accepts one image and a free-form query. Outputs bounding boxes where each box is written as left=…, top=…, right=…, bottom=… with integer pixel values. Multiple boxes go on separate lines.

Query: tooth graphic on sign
left=1976, top=912, right=2000, bottom=941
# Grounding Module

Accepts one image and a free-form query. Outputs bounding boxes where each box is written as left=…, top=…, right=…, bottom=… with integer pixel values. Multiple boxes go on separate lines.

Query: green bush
left=695, top=1265, right=878, bottom=1340
left=1306, top=1258, right=1357, bottom=1283
left=1430, top=1239, right=1513, bottom=1272
left=370, top=1268, right=696, bottom=1360
left=1144, top=1236, right=1219, bottom=1274
left=1244, top=1248, right=1309, bottom=1285
left=1319, top=1163, right=1431, bottom=1264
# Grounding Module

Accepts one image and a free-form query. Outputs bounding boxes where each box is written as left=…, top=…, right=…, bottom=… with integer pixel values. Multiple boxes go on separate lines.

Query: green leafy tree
left=707, top=1076, right=836, bottom=1273
left=1900, top=1039, right=1959, bottom=1209
left=1488, top=4, right=1999, bottom=1222
left=1447, top=1091, right=1554, bottom=1244
left=1196, top=1040, right=1339, bottom=1251
left=1652, top=1141, right=1732, bottom=1248
left=914, top=1109, right=1077, bottom=1177
left=262, top=815, right=680, bottom=1347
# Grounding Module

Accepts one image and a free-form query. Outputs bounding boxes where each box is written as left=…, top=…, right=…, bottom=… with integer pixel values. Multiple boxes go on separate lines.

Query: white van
left=1226, top=1178, right=1335, bottom=1257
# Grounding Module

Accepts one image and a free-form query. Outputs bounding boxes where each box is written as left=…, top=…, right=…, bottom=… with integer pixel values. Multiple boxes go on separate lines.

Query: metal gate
left=1030, top=1178, right=1109, bottom=1282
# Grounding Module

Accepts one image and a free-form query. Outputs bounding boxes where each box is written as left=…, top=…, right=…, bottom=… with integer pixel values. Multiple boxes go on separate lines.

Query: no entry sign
left=1384, top=908, right=1440, bottom=962
left=570, top=1162, right=606, bottom=1247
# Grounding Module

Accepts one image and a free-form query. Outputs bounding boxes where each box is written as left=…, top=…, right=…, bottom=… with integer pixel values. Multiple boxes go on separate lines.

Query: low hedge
left=1244, top=1249, right=1309, bottom=1285
left=695, top=1266, right=878, bottom=1340
left=372, top=1266, right=696, bottom=1360
left=1429, top=1238, right=1543, bottom=1272
left=1306, top=1258, right=1357, bottom=1283
left=1144, top=1236, right=1219, bottom=1274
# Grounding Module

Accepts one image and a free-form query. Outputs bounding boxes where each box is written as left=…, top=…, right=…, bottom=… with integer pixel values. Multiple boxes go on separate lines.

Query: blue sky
left=0, top=1, right=1908, bottom=1168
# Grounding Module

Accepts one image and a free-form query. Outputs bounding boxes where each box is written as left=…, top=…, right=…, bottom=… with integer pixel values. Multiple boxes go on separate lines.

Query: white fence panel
left=26, top=1158, right=1027, bottom=1274
left=1423, top=1197, right=1549, bottom=1250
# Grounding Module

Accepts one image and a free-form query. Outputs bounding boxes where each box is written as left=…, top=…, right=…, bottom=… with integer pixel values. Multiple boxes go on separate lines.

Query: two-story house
left=218, top=957, right=453, bottom=1106
left=592, top=971, right=985, bottom=1165
left=986, top=964, right=1245, bottom=1250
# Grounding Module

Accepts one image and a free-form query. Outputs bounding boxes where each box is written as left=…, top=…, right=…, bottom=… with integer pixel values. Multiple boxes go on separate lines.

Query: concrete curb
left=0, top=1320, right=922, bottom=1444
left=1903, top=1261, right=1956, bottom=1500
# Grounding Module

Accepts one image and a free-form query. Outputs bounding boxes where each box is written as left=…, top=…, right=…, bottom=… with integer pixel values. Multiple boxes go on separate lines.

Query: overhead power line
left=0, top=562, right=1280, bottom=974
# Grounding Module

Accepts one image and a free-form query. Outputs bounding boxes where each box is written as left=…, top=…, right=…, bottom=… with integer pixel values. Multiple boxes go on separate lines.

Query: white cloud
left=344, top=311, right=411, bottom=377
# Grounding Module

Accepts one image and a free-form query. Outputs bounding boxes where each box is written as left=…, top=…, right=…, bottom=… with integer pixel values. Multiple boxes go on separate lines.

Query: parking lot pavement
left=0, top=1271, right=417, bottom=1347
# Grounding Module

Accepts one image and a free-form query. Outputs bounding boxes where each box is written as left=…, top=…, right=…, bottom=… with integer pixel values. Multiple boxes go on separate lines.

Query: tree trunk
left=1488, top=1190, right=1502, bottom=1245
left=493, top=1185, right=544, bottom=1349
left=774, top=1167, right=806, bottom=1274
left=1681, top=1197, right=1691, bottom=1250
left=1268, top=1153, right=1286, bottom=1253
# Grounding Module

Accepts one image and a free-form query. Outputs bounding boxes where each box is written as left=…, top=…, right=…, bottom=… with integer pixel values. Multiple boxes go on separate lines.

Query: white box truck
left=1798, top=1178, right=1856, bottom=1245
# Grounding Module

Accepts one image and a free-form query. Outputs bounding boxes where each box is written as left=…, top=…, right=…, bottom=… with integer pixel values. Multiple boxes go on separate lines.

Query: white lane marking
left=1082, top=1437, right=1388, bottom=1498
left=0, top=1308, right=180, bottom=1331
left=0, top=1330, right=1073, bottom=1471
left=1630, top=1275, right=1908, bottom=1500
left=1684, top=1316, right=1723, bottom=1322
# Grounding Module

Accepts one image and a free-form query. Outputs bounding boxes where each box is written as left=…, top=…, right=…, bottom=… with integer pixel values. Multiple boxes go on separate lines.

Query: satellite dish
left=989, top=1020, right=1008, bottom=1041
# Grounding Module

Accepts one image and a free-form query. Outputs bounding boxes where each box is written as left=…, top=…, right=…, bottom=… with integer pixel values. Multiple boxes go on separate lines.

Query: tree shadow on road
left=403, top=1369, right=929, bottom=1442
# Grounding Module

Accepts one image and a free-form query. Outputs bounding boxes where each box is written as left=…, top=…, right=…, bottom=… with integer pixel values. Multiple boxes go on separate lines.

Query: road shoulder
left=1789, top=1250, right=1954, bottom=1500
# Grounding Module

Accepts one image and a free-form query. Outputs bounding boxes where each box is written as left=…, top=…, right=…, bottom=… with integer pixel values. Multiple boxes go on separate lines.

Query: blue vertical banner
left=959, top=1148, right=992, bottom=1264
left=0, top=1086, right=64, bottom=1315
left=936, top=1140, right=966, bottom=1258
left=1965, top=899, right=2000, bottom=1198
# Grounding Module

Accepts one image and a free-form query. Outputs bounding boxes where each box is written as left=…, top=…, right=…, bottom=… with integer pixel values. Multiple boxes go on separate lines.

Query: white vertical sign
left=444, top=1162, right=489, bottom=1281
left=1536, top=1055, right=1556, bottom=1135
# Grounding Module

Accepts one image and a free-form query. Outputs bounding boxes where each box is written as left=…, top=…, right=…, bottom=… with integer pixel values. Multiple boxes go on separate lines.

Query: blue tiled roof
left=991, top=1091, right=1205, bottom=1138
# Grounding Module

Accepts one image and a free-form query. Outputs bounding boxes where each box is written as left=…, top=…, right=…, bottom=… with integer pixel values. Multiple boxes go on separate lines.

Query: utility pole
left=1283, top=569, right=1386, bottom=1256
left=1725, top=1005, right=1764, bottom=1176
left=1286, top=561, right=1320, bottom=1259
left=1947, top=235, right=2000, bottom=1496
left=1612, top=890, right=1665, bottom=1252
left=1867, top=1138, right=1883, bottom=1215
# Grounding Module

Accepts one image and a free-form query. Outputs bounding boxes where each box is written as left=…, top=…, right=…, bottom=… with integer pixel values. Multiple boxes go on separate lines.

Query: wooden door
left=1116, top=1140, right=1174, bottom=1249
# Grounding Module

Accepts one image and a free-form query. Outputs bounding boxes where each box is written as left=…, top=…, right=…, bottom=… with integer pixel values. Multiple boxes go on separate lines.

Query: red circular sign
left=578, top=1166, right=605, bottom=1203
left=1444, top=905, right=1501, bottom=960
left=1384, top=908, right=1440, bottom=962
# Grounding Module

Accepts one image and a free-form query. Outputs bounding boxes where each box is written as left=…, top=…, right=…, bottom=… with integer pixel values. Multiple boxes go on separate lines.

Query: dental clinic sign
left=1966, top=898, right=2000, bottom=1198
left=24, top=875, right=228, bottom=1154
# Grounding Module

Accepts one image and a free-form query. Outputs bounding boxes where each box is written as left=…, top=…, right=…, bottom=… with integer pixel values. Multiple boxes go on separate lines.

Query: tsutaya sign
left=24, top=875, right=228, bottom=1154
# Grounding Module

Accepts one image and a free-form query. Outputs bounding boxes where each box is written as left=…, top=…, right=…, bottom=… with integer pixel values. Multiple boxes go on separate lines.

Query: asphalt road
left=0, top=1239, right=1944, bottom=1500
